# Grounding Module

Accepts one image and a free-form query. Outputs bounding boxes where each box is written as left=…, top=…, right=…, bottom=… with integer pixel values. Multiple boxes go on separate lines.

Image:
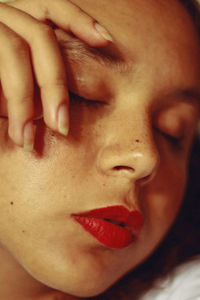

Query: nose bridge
left=97, top=109, right=159, bottom=181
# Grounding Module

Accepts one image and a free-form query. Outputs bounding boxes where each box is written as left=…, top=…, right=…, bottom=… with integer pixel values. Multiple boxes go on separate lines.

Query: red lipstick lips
left=72, top=206, right=144, bottom=249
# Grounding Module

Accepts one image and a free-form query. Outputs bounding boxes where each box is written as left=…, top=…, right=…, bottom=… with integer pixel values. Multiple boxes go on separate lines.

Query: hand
left=0, top=0, right=112, bottom=150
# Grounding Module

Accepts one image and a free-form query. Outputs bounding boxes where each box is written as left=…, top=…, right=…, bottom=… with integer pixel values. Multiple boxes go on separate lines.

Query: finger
left=0, top=21, right=35, bottom=148
left=0, top=3, right=69, bottom=135
left=30, top=23, right=70, bottom=134
left=9, top=0, right=113, bottom=46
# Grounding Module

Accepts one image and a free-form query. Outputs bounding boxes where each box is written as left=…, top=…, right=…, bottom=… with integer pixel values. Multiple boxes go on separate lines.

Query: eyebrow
left=60, top=39, right=200, bottom=105
left=59, top=39, right=131, bottom=73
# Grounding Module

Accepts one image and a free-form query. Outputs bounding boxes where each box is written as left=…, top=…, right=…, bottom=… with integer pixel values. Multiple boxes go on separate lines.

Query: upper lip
left=72, top=205, right=144, bottom=232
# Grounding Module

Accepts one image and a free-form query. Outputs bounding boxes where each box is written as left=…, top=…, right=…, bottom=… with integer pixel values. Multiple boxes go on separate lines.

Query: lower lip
left=73, top=216, right=134, bottom=249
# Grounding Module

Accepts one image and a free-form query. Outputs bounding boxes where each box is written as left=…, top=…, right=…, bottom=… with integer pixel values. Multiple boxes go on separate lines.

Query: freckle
left=135, top=139, right=140, bottom=143
left=22, top=230, right=25, bottom=233
left=10, top=202, right=14, bottom=205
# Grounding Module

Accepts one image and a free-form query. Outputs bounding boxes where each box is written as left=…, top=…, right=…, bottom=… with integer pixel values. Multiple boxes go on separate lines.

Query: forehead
left=69, top=0, right=199, bottom=94
left=71, top=0, right=199, bottom=48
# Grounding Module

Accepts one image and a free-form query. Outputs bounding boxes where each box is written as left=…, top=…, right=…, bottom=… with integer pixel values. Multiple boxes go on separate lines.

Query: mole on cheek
left=10, top=202, right=14, bottom=205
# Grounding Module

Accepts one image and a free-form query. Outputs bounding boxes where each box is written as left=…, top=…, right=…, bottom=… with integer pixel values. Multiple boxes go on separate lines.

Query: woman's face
left=0, top=0, right=199, bottom=297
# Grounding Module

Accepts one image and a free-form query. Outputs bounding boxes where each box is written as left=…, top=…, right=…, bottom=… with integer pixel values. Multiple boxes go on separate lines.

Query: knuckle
left=9, top=36, right=28, bottom=54
left=0, top=23, right=29, bottom=56
left=52, top=75, right=67, bottom=87
left=40, top=0, right=52, bottom=18
left=9, top=89, right=33, bottom=106
left=18, top=91, right=33, bottom=106
left=41, top=77, right=66, bottom=90
left=36, top=23, right=54, bottom=39
left=18, top=94, right=33, bottom=107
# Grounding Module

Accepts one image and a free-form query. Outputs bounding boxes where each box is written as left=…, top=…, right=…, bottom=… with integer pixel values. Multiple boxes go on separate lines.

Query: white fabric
left=140, top=255, right=200, bottom=300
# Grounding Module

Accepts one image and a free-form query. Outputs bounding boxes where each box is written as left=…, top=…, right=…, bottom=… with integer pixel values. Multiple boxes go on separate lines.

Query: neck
left=0, top=245, right=77, bottom=300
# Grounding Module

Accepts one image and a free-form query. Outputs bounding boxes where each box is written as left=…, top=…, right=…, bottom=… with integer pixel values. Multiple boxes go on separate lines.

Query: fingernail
left=94, top=22, right=113, bottom=42
left=58, top=103, right=69, bottom=136
left=23, top=121, right=35, bottom=152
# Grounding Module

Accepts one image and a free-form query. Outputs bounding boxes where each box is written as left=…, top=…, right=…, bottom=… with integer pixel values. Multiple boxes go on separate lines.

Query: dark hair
left=90, top=1, right=200, bottom=299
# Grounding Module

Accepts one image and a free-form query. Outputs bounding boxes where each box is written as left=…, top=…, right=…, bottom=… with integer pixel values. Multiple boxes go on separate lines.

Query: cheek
left=142, top=158, right=187, bottom=240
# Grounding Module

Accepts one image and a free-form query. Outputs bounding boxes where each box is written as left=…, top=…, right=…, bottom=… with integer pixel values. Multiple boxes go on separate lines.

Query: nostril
left=113, top=166, right=135, bottom=172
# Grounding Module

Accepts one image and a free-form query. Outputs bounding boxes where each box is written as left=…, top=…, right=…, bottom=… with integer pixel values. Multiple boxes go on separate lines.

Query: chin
left=39, top=269, right=115, bottom=298
left=24, top=251, right=119, bottom=298
left=61, top=281, right=111, bottom=298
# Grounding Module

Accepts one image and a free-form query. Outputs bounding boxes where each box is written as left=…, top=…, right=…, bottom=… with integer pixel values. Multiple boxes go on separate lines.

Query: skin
left=0, top=0, right=111, bottom=147
left=0, top=0, right=200, bottom=299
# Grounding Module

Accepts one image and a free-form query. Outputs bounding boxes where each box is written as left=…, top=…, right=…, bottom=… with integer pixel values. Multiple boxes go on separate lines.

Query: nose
left=97, top=135, right=159, bottom=183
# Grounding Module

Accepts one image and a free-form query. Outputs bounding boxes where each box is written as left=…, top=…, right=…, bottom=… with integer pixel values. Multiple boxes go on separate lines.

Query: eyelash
left=69, top=92, right=106, bottom=106
left=158, top=130, right=184, bottom=149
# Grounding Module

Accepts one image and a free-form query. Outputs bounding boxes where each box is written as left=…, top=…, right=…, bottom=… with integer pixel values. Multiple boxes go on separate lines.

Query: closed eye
left=154, top=127, right=184, bottom=150
left=69, top=92, right=107, bottom=106
left=162, top=132, right=183, bottom=145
